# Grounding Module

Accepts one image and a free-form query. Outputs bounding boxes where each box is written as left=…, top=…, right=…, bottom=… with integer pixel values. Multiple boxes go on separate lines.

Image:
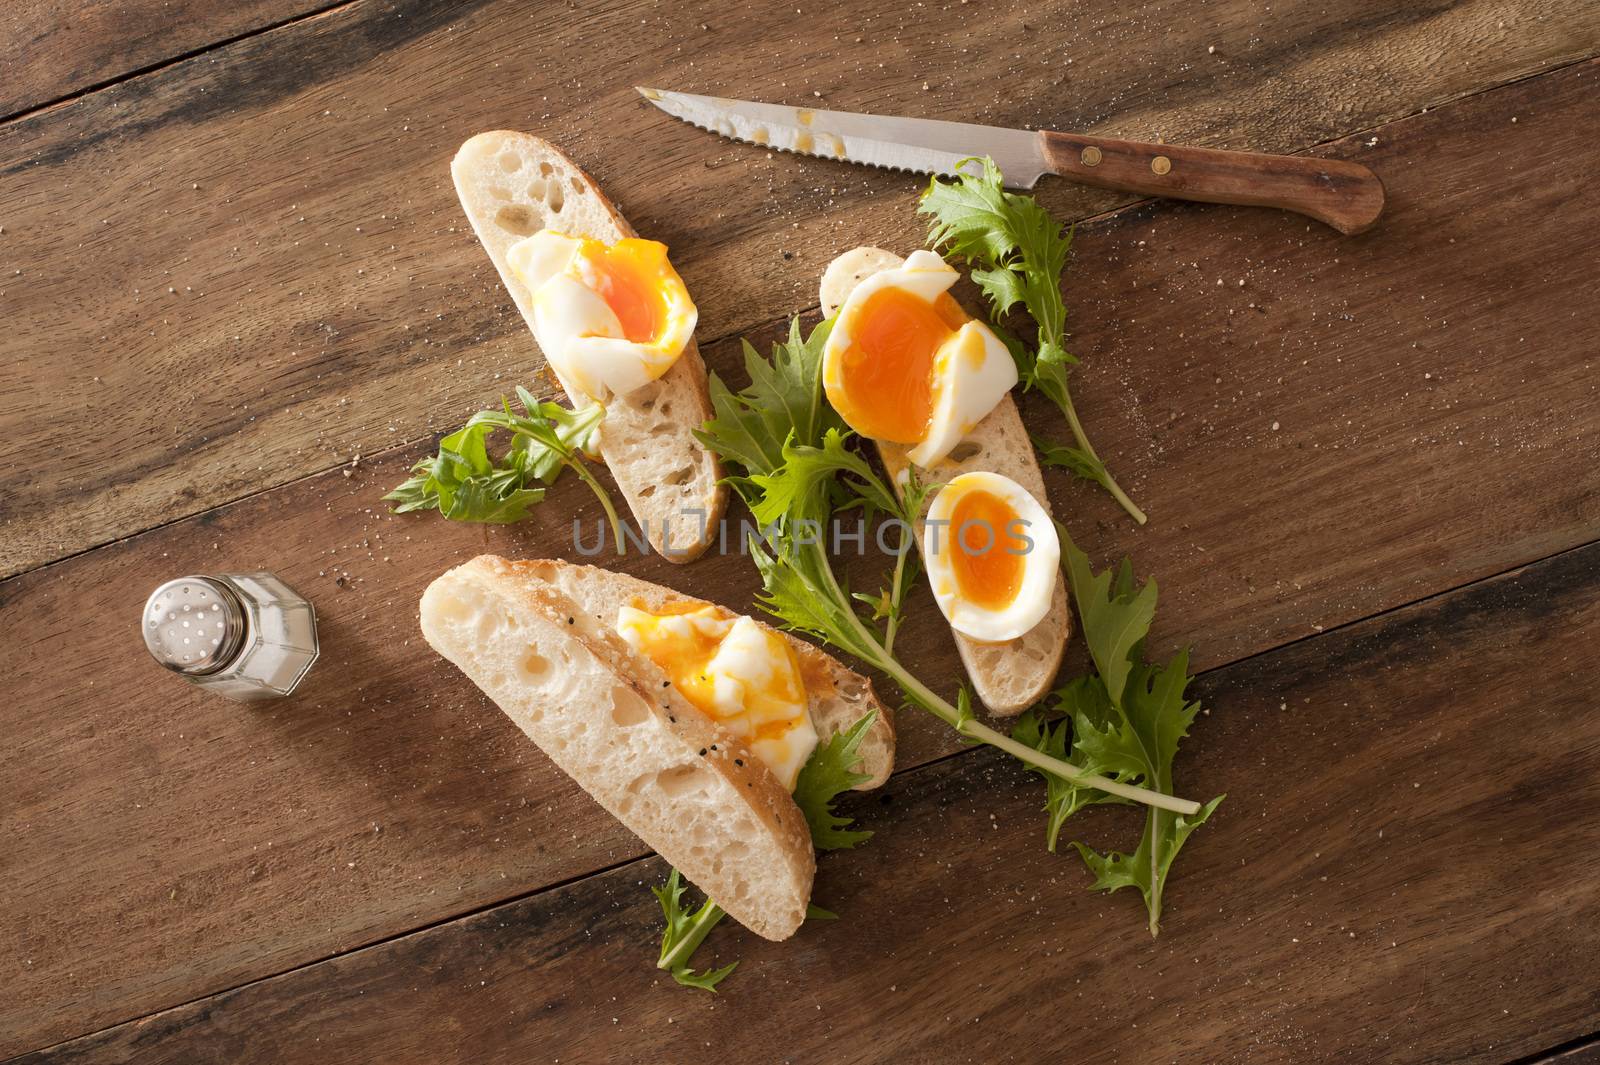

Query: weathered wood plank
left=1531, top=1040, right=1600, bottom=1065
left=0, top=0, right=332, bottom=120
left=1, top=60, right=1597, bottom=1055
left=1, top=0, right=1595, bottom=575
left=23, top=535, right=1600, bottom=1064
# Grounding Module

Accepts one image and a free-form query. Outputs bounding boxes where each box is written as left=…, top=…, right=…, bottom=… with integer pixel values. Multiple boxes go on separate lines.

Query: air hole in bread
left=949, top=440, right=984, bottom=463
left=487, top=186, right=511, bottom=201
left=609, top=684, right=651, bottom=727
left=546, top=183, right=565, bottom=212
left=657, top=400, right=672, bottom=417
left=429, top=591, right=476, bottom=625
left=520, top=649, right=551, bottom=681
left=495, top=204, right=539, bottom=238
left=638, top=484, right=657, bottom=498
left=539, top=161, right=554, bottom=177
left=654, top=764, right=713, bottom=799
left=664, top=466, right=693, bottom=487
left=570, top=176, right=584, bottom=194
left=498, top=151, right=522, bottom=174
left=474, top=610, right=501, bottom=641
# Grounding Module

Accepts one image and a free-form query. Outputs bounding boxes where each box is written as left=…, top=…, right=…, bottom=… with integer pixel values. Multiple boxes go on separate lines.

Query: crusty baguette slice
left=422, top=556, right=812, bottom=940
left=514, top=558, right=895, bottom=788
left=821, top=248, right=1071, bottom=715
left=452, top=132, right=725, bottom=563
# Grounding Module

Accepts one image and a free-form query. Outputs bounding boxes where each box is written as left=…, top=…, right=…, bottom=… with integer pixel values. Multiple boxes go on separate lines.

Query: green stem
left=658, top=901, right=725, bottom=970
left=803, top=543, right=1197, bottom=816
left=562, top=454, right=624, bottom=554
left=882, top=539, right=911, bottom=656
left=1057, top=383, right=1147, bottom=526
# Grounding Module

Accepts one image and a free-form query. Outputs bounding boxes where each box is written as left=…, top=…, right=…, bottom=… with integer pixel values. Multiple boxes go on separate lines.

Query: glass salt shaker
left=141, top=572, right=320, bottom=701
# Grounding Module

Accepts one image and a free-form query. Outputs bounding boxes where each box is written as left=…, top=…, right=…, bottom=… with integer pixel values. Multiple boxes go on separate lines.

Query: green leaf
left=653, top=868, right=735, bottom=992
left=792, top=710, right=878, bottom=850
left=1073, top=795, right=1224, bottom=937
left=1033, top=434, right=1115, bottom=495
left=1011, top=706, right=1119, bottom=851
left=806, top=903, right=840, bottom=921
left=671, top=961, right=738, bottom=992
left=920, top=158, right=1145, bottom=524
left=1050, top=525, right=1224, bottom=934
left=695, top=317, right=842, bottom=482
left=383, top=392, right=608, bottom=526
left=1058, top=526, right=1157, bottom=705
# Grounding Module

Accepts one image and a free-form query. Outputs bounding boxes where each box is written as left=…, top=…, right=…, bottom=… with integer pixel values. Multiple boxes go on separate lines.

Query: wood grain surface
left=0, top=0, right=332, bottom=119
left=1, top=0, right=1595, bottom=576
left=20, top=536, right=1600, bottom=1065
left=4, top=58, right=1599, bottom=1056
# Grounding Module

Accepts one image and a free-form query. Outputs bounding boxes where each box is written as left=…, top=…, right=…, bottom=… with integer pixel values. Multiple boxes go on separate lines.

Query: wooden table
left=3, top=1, right=1599, bottom=1061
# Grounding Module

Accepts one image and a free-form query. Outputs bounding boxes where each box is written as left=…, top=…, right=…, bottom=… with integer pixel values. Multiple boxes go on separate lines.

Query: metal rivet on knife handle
left=1080, top=145, right=1102, bottom=167
left=1151, top=155, right=1172, bottom=175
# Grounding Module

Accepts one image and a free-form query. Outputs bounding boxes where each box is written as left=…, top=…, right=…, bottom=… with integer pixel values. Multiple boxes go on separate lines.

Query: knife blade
left=636, top=86, right=1049, bottom=188
left=635, top=87, right=1385, bottom=235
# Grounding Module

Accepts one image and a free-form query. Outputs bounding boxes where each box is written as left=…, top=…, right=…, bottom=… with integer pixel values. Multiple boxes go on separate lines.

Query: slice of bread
left=420, top=555, right=896, bottom=940
left=514, top=558, right=895, bottom=788
left=821, top=248, right=1071, bottom=715
left=452, top=132, right=725, bottom=563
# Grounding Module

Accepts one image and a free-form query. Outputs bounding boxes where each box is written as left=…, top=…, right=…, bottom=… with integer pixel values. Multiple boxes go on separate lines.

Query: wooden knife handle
left=1038, top=130, right=1385, bottom=235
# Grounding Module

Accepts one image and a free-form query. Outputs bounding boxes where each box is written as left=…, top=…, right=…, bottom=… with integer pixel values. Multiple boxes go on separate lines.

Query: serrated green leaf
left=1011, top=705, right=1124, bottom=851
left=1049, top=525, right=1223, bottom=934
left=1058, top=527, right=1157, bottom=705
left=1073, top=794, right=1225, bottom=937
left=384, top=392, right=607, bottom=526
left=921, top=158, right=1144, bottom=524
left=671, top=961, right=738, bottom=992
left=792, top=710, right=877, bottom=850
left=654, top=868, right=735, bottom=992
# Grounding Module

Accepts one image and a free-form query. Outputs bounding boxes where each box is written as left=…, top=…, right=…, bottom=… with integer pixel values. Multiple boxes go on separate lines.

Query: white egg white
left=507, top=231, right=696, bottom=402
left=615, top=606, right=818, bottom=791
left=923, top=471, right=1060, bottom=642
left=825, top=249, right=1017, bottom=468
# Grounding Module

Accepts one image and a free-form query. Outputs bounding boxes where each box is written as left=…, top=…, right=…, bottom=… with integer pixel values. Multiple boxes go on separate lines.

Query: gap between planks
left=0, top=0, right=362, bottom=129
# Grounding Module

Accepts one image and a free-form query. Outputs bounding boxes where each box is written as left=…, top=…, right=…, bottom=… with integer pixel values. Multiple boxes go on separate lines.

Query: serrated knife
left=637, top=87, right=1384, bottom=235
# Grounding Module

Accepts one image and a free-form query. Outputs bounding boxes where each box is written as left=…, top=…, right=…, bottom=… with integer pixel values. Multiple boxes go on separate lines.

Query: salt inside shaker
left=141, top=573, right=319, bottom=701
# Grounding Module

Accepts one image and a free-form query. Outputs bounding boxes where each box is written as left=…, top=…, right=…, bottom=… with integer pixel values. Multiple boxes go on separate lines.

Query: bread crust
left=452, top=132, right=726, bottom=563
left=421, top=556, right=812, bottom=940
left=821, top=248, right=1071, bottom=715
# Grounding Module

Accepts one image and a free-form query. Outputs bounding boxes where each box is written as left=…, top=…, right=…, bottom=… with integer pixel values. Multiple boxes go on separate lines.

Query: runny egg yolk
left=573, top=239, right=674, bottom=345
left=831, top=287, right=969, bottom=443
left=615, top=602, right=817, bottom=790
left=948, top=488, right=1028, bottom=612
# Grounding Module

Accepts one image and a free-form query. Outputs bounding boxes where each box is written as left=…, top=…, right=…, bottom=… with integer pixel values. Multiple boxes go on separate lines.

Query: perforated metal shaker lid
left=142, top=576, right=246, bottom=675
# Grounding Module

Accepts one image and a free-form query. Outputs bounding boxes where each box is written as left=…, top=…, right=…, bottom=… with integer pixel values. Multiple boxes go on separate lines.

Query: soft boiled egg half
left=823, top=250, right=1016, bottom=468
left=616, top=603, right=818, bottom=790
left=507, top=231, right=697, bottom=402
left=924, top=471, right=1060, bottom=642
